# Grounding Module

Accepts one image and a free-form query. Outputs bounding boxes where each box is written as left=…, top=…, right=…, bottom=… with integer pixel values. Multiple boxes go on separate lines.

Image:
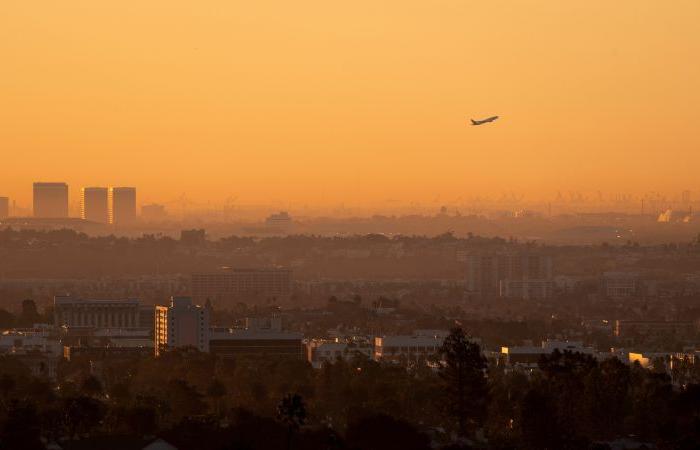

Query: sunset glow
left=2, top=1, right=699, bottom=208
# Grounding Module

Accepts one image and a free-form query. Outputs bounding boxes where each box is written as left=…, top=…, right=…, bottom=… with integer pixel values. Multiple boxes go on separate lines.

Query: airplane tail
left=470, top=119, right=477, bottom=125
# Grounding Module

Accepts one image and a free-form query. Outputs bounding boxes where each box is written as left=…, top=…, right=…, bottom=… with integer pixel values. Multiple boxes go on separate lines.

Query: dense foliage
left=0, top=329, right=699, bottom=449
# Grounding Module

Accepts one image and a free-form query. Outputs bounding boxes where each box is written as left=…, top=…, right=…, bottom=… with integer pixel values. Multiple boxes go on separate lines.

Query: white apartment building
left=155, top=297, right=210, bottom=356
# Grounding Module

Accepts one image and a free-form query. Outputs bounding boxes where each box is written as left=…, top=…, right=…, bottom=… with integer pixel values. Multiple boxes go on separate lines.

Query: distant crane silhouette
left=223, top=196, right=238, bottom=220
left=164, top=193, right=196, bottom=217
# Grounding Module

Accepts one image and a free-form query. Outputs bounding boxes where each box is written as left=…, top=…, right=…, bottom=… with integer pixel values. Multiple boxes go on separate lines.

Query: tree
left=439, top=328, right=487, bottom=437
left=345, top=414, right=430, bottom=450
left=518, top=387, right=562, bottom=450
left=164, top=378, right=206, bottom=423
left=18, top=299, right=41, bottom=327
left=582, top=358, right=630, bottom=439
left=81, top=375, right=103, bottom=398
left=277, top=393, right=307, bottom=450
left=0, top=401, right=44, bottom=450
left=0, top=374, right=15, bottom=406
left=206, top=378, right=227, bottom=417
left=537, top=350, right=597, bottom=446
left=125, top=405, right=158, bottom=437
left=0, top=309, right=14, bottom=328
left=63, top=396, right=106, bottom=439
left=485, top=369, right=528, bottom=447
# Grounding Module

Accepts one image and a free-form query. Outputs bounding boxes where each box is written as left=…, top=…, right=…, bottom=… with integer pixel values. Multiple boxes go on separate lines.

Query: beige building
left=155, top=297, right=210, bottom=356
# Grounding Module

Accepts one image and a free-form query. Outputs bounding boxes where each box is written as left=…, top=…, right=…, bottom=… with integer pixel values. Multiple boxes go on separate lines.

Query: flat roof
left=210, top=329, right=302, bottom=340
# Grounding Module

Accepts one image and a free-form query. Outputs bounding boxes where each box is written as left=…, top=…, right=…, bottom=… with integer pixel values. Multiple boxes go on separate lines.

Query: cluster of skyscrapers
left=31, top=182, right=136, bottom=224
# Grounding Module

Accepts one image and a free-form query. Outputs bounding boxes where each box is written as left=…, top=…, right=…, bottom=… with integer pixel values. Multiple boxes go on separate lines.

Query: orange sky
left=2, top=1, right=699, bottom=209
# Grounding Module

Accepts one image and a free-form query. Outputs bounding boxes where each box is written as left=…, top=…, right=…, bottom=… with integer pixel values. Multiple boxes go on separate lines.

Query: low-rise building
left=614, top=320, right=696, bottom=340
left=209, top=317, right=303, bottom=359
left=0, top=327, right=62, bottom=357
left=373, top=330, right=449, bottom=364
left=54, top=295, right=142, bottom=328
left=63, top=345, right=152, bottom=361
left=628, top=350, right=699, bottom=371
left=500, top=340, right=595, bottom=369
left=306, top=338, right=373, bottom=368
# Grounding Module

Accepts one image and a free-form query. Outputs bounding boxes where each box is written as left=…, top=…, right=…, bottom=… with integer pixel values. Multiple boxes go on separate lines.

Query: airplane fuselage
left=471, top=116, right=499, bottom=125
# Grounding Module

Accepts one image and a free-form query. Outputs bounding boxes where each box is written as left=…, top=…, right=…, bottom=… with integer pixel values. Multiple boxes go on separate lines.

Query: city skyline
left=5, top=179, right=700, bottom=219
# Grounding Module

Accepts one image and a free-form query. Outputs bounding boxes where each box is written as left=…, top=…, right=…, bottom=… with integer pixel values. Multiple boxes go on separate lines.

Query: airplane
left=470, top=116, right=499, bottom=126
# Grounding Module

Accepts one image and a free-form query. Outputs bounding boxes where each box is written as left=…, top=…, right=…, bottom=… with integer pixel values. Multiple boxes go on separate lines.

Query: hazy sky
left=2, top=1, right=699, bottom=208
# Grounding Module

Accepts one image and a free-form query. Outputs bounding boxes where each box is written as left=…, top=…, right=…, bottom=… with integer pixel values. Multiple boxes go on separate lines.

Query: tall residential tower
left=109, top=187, right=136, bottom=225
left=33, top=182, right=68, bottom=218
left=80, top=187, right=109, bottom=223
left=0, top=197, right=9, bottom=219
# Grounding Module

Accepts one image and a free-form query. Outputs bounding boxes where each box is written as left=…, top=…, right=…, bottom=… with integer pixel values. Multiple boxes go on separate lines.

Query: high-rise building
left=191, top=268, right=293, bottom=304
left=109, top=187, right=136, bottom=225
left=33, top=182, right=68, bottom=218
left=155, top=296, right=210, bottom=356
left=0, top=197, right=9, bottom=219
left=601, top=272, right=639, bottom=299
left=80, top=187, right=109, bottom=223
left=465, top=252, right=552, bottom=300
left=682, top=190, right=691, bottom=205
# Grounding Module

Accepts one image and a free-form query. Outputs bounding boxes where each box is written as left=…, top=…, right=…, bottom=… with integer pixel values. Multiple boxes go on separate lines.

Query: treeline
left=0, top=228, right=513, bottom=280
left=1, top=329, right=700, bottom=449
left=6, top=227, right=700, bottom=281
left=0, top=299, right=47, bottom=328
